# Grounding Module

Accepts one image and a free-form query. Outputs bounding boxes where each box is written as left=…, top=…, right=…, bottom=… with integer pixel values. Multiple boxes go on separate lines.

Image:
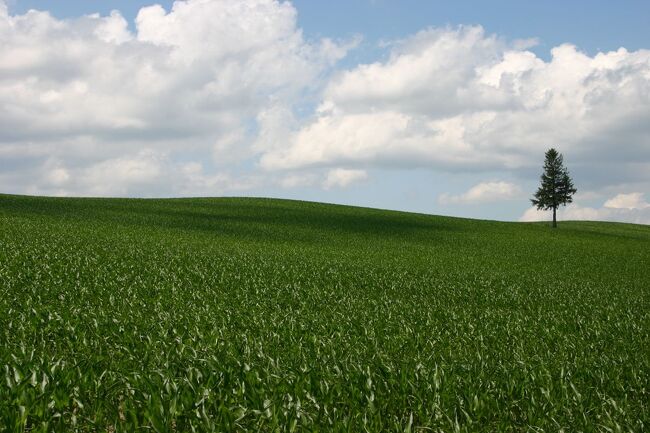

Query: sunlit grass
left=1, top=194, right=648, bottom=432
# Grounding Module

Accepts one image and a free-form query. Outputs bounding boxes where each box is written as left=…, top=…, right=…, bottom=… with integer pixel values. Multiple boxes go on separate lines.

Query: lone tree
left=531, top=148, right=577, bottom=228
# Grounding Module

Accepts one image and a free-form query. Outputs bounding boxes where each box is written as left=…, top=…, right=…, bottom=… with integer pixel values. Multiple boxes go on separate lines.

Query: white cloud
left=0, top=0, right=353, bottom=196
left=603, top=192, right=650, bottom=210
left=279, top=172, right=318, bottom=189
left=80, top=150, right=165, bottom=196
left=260, top=26, right=650, bottom=189
left=175, top=162, right=262, bottom=196
left=322, top=168, right=368, bottom=189
left=93, top=10, right=132, bottom=44
left=520, top=192, right=650, bottom=225
left=0, top=2, right=648, bottom=213
left=5, top=150, right=265, bottom=198
left=439, top=181, right=521, bottom=204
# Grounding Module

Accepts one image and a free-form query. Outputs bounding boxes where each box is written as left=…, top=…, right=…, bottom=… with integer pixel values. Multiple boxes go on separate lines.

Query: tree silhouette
left=531, top=148, right=577, bottom=228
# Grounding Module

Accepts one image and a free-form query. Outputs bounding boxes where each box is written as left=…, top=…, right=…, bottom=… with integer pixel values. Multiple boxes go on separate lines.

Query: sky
left=1, top=0, right=649, bottom=224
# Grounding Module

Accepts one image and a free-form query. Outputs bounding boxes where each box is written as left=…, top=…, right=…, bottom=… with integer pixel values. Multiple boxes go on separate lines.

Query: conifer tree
left=531, top=148, right=577, bottom=228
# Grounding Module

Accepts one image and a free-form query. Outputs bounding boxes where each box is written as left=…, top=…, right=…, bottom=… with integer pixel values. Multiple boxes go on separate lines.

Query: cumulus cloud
left=520, top=192, right=650, bottom=224
left=0, top=0, right=353, bottom=196
left=603, top=192, right=650, bottom=210
left=322, top=168, right=368, bottom=189
left=0, top=148, right=263, bottom=197
left=0, top=3, right=648, bottom=214
left=260, top=25, right=650, bottom=191
left=439, top=181, right=521, bottom=204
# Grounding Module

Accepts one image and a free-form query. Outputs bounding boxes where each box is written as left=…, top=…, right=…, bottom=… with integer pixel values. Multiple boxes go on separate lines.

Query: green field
left=1, top=194, right=648, bottom=432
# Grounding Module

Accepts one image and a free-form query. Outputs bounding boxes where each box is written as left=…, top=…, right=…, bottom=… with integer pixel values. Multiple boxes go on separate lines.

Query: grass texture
left=1, top=194, right=648, bottom=432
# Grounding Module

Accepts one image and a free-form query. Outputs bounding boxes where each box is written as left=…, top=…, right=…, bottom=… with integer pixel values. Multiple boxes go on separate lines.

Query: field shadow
left=0, top=195, right=463, bottom=245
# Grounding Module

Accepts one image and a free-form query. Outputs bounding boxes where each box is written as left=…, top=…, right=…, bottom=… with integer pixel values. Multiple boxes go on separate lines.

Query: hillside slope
left=1, top=194, right=648, bottom=432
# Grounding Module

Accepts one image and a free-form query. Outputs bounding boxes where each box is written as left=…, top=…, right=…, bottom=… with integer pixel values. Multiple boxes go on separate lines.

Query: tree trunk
left=552, top=206, right=557, bottom=228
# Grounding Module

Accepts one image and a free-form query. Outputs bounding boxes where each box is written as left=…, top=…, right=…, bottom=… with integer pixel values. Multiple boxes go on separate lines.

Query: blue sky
left=10, top=0, right=650, bottom=55
left=1, top=0, right=650, bottom=223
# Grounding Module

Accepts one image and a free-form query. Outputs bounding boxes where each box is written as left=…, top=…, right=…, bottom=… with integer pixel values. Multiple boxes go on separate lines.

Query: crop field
left=0, top=194, right=648, bottom=432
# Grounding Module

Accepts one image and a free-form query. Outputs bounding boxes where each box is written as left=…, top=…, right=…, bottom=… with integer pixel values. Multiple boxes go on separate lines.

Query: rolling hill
left=1, top=194, right=648, bottom=432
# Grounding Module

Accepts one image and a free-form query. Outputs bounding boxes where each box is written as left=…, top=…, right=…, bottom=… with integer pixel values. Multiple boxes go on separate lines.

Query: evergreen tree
left=531, top=148, right=577, bottom=228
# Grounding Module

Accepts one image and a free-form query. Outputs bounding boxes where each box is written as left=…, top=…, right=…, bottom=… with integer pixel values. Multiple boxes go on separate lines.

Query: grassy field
left=0, top=193, right=648, bottom=432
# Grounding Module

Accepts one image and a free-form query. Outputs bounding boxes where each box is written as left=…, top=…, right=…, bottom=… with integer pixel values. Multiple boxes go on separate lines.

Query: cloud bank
left=0, top=1, right=648, bottom=224
left=261, top=26, right=650, bottom=187
left=520, top=193, right=650, bottom=225
left=0, top=0, right=351, bottom=196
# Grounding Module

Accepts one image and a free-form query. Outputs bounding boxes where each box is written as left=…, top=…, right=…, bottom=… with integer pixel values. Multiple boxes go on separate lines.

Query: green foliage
left=0, top=194, right=648, bottom=432
left=532, top=148, right=577, bottom=227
